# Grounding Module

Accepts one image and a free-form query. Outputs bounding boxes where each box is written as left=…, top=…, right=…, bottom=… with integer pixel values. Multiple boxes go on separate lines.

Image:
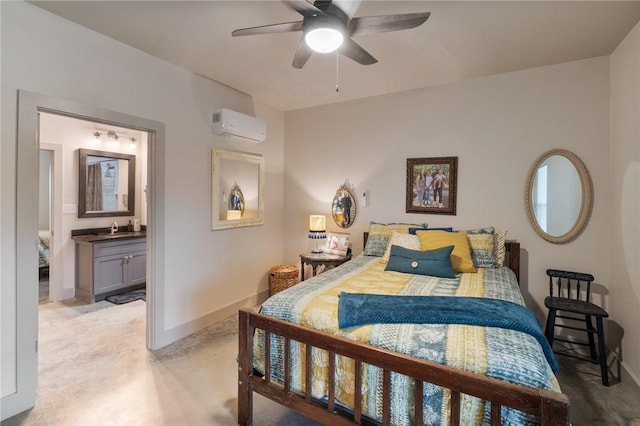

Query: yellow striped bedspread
left=256, top=254, right=560, bottom=425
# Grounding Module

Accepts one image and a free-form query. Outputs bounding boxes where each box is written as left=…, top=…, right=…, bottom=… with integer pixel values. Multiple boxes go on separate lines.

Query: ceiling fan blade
left=283, top=0, right=326, bottom=17
left=349, top=12, right=430, bottom=37
left=232, top=21, right=303, bottom=37
left=292, top=37, right=314, bottom=69
left=340, top=38, right=377, bottom=65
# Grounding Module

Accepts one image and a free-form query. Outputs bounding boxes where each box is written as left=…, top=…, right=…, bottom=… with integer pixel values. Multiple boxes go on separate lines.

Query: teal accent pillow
left=385, top=245, right=455, bottom=278
left=466, top=226, right=495, bottom=235
left=363, top=235, right=390, bottom=256
left=409, top=227, right=452, bottom=235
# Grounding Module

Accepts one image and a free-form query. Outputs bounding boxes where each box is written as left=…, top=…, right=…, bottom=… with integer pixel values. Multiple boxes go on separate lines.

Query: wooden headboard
left=362, top=232, right=520, bottom=283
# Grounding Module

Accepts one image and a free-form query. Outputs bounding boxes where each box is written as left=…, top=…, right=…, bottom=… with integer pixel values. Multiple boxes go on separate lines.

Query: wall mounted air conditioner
left=212, top=108, right=266, bottom=143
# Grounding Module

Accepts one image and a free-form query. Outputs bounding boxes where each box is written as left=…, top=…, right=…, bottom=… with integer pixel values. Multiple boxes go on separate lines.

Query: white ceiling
left=30, top=1, right=640, bottom=111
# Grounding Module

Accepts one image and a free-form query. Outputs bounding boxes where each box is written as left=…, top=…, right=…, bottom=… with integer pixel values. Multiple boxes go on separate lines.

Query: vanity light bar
left=91, top=130, right=138, bottom=146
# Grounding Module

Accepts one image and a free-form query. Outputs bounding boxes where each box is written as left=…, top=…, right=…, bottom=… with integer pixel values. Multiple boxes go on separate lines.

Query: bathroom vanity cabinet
left=74, top=235, right=146, bottom=303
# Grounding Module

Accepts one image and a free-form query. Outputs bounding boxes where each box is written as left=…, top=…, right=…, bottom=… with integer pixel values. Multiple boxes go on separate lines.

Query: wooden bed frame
left=238, top=240, right=570, bottom=425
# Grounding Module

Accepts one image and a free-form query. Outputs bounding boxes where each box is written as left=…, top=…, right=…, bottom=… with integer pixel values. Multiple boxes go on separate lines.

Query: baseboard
left=618, top=357, right=640, bottom=390
left=153, top=288, right=270, bottom=349
left=59, top=287, right=75, bottom=301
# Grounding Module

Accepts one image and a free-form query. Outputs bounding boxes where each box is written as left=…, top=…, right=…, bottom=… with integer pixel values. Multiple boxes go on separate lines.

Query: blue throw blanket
left=338, top=292, right=558, bottom=373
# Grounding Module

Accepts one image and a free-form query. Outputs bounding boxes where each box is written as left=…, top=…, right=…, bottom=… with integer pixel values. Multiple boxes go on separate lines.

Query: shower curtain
left=86, top=163, right=103, bottom=211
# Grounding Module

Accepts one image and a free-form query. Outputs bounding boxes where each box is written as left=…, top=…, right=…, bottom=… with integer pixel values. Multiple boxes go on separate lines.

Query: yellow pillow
left=416, top=230, right=477, bottom=273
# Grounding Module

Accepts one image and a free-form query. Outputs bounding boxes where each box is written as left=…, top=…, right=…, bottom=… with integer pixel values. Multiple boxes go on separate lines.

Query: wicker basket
left=269, top=264, right=299, bottom=296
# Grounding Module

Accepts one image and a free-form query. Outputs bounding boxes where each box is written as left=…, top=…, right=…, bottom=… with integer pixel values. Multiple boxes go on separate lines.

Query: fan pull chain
left=335, top=51, right=340, bottom=92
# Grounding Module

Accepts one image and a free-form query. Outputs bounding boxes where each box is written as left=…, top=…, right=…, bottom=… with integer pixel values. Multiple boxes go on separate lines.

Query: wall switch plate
left=359, top=190, right=369, bottom=207
left=62, top=204, right=77, bottom=214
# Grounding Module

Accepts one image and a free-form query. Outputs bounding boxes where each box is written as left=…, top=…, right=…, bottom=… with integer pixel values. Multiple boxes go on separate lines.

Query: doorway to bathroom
left=11, top=90, right=167, bottom=415
left=37, top=113, right=149, bottom=306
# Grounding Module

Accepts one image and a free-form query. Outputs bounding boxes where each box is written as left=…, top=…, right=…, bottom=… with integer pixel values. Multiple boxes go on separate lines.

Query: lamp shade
left=309, top=215, right=326, bottom=254
left=309, top=215, right=326, bottom=232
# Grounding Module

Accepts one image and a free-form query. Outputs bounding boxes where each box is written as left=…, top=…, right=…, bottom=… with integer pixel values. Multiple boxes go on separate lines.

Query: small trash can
left=269, top=265, right=299, bottom=296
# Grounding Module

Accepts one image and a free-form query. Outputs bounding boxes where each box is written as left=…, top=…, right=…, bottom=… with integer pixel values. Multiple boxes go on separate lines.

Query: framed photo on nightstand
left=323, top=232, right=350, bottom=256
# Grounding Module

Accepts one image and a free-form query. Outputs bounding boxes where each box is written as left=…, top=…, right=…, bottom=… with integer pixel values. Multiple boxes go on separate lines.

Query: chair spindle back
left=547, top=269, right=595, bottom=303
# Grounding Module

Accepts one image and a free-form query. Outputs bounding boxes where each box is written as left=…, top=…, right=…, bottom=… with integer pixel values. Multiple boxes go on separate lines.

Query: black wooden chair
left=544, top=268, right=609, bottom=386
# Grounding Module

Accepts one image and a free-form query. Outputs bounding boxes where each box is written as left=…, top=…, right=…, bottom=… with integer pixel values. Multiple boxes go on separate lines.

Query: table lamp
left=308, top=215, right=327, bottom=254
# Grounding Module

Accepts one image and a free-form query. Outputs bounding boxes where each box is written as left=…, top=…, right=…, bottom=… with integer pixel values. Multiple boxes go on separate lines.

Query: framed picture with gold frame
left=406, top=156, right=458, bottom=215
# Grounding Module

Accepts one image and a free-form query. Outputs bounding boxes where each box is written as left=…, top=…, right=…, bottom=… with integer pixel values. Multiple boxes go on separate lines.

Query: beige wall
left=284, top=56, right=616, bottom=364
left=1, top=0, right=284, bottom=403
left=610, top=21, right=640, bottom=385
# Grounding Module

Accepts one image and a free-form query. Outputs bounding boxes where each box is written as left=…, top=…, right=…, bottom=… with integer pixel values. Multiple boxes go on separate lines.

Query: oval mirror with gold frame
left=227, top=182, right=245, bottom=218
left=331, top=180, right=357, bottom=228
left=525, top=149, right=593, bottom=244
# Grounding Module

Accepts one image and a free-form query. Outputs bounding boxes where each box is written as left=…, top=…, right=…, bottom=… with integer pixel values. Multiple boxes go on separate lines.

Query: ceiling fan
left=231, top=0, right=430, bottom=69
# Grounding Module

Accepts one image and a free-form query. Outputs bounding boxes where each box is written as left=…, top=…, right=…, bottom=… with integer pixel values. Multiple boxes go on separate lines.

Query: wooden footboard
left=237, top=308, right=570, bottom=426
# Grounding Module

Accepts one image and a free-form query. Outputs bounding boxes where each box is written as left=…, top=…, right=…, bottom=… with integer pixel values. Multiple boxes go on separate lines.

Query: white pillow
left=381, top=231, right=420, bottom=264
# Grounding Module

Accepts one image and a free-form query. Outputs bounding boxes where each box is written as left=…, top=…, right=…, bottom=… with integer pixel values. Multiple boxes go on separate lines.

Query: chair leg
left=585, top=315, right=597, bottom=362
left=596, top=316, right=609, bottom=386
left=545, top=309, right=556, bottom=346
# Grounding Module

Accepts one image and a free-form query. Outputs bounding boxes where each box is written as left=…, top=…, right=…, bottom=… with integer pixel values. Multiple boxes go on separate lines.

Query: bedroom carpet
left=3, top=299, right=640, bottom=426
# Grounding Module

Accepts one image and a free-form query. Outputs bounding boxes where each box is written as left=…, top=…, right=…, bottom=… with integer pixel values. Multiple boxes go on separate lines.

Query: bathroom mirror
left=78, top=148, right=136, bottom=218
left=331, top=180, right=357, bottom=228
left=211, top=149, right=264, bottom=230
left=525, top=149, right=593, bottom=244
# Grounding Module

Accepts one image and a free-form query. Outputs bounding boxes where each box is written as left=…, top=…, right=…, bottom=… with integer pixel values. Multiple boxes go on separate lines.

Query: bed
left=238, top=225, right=569, bottom=425
left=38, top=230, right=50, bottom=278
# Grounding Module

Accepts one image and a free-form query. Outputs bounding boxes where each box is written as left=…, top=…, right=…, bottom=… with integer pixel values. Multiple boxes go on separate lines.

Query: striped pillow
left=494, top=229, right=508, bottom=266
left=467, top=233, right=496, bottom=268
left=363, top=235, right=390, bottom=257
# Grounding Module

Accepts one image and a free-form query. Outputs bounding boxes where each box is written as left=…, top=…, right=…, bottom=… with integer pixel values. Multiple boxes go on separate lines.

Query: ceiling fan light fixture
left=305, top=26, right=344, bottom=53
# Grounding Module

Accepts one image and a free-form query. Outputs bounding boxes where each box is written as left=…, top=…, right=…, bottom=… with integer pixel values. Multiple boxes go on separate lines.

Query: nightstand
left=299, top=252, right=352, bottom=281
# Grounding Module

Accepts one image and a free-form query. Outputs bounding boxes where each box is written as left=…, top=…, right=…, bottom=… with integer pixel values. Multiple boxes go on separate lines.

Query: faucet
left=110, top=222, right=118, bottom=235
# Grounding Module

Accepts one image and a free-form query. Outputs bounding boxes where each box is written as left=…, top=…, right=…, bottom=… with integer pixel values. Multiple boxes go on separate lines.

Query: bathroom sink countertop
left=72, top=231, right=146, bottom=243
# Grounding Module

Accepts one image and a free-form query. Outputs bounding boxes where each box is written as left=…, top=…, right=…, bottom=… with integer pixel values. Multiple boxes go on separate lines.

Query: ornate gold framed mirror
left=331, top=180, right=357, bottom=228
left=525, top=149, right=593, bottom=244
